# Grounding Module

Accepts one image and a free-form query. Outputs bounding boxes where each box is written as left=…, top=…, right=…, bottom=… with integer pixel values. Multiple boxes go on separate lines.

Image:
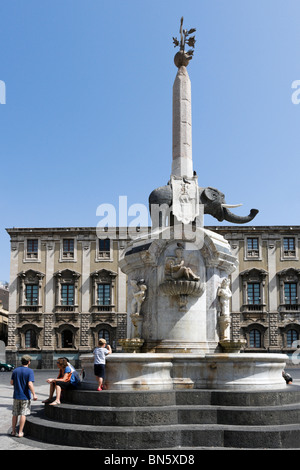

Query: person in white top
left=93, top=338, right=112, bottom=391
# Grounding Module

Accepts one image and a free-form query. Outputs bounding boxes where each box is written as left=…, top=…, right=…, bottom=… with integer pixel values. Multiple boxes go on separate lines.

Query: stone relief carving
left=160, top=245, right=203, bottom=310
left=171, top=176, right=199, bottom=225
left=165, top=246, right=200, bottom=281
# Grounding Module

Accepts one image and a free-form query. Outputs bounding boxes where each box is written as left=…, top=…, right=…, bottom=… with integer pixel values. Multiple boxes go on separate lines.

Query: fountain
left=81, top=17, right=287, bottom=391
left=25, top=18, right=300, bottom=451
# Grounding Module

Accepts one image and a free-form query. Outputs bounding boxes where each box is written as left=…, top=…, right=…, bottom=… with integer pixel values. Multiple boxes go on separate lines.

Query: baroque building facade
left=5, top=225, right=300, bottom=368
left=216, top=225, right=300, bottom=358
left=5, top=227, right=128, bottom=368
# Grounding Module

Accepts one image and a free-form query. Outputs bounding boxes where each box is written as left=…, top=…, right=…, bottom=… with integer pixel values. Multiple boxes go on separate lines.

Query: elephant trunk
left=223, top=207, right=259, bottom=224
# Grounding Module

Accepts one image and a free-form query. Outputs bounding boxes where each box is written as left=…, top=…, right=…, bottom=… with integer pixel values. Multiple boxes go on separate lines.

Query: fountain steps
left=24, top=388, right=300, bottom=449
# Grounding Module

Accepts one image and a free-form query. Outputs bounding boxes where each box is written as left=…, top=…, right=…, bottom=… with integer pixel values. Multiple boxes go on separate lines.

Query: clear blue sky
left=1, top=0, right=300, bottom=282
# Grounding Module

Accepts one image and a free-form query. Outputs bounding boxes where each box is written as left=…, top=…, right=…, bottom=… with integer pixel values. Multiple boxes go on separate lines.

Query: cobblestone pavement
left=0, top=368, right=299, bottom=451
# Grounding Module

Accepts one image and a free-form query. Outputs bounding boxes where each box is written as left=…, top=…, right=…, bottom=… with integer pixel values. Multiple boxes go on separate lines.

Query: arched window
left=249, top=329, right=261, bottom=348
left=287, top=329, right=299, bottom=348
left=98, top=329, right=110, bottom=344
left=25, top=329, right=37, bottom=349
left=62, top=329, right=73, bottom=348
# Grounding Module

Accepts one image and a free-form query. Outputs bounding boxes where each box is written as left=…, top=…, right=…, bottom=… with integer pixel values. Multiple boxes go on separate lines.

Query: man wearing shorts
left=10, top=355, right=37, bottom=437
left=93, top=338, right=112, bottom=390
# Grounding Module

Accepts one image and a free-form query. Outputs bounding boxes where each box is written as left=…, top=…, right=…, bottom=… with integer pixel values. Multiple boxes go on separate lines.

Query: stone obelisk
left=172, top=67, right=193, bottom=177
left=171, top=17, right=196, bottom=178
left=171, top=18, right=198, bottom=225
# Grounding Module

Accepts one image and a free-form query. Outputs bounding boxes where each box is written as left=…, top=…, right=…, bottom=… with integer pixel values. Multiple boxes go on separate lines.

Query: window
left=287, top=329, right=299, bottom=348
left=240, top=268, right=267, bottom=312
left=63, top=239, right=74, bottom=259
left=247, top=238, right=259, bottom=258
left=25, top=329, right=37, bottom=349
left=99, top=239, right=110, bottom=251
left=61, top=284, right=74, bottom=306
left=18, top=270, right=44, bottom=311
left=249, top=329, right=261, bottom=348
left=98, top=239, right=110, bottom=259
left=91, top=269, right=117, bottom=312
left=54, top=269, right=80, bottom=312
left=25, top=285, right=38, bottom=306
left=27, top=239, right=38, bottom=259
left=62, top=329, right=73, bottom=348
left=97, top=284, right=111, bottom=306
left=99, top=329, right=110, bottom=344
left=284, top=283, right=297, bottom=310
left=59, top=238, right=77, bottom=262
left=283, top=237, right=296, bottom=258
left=247, top=283, right=260, bottom=305
left=278, top=268, right=300, bottom=312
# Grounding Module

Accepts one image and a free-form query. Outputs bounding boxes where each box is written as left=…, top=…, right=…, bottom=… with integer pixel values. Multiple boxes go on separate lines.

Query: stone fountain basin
left=160, top=280, right=203, bottom=296
left=80, top=352, right=288, bottom=391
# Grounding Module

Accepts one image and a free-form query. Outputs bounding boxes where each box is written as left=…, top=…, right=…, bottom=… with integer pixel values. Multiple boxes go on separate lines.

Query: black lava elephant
left=148, top=184, right=258, bottom=225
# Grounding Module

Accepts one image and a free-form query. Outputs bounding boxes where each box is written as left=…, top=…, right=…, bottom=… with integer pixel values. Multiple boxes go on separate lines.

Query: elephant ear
left=203, top=187, right=223, bottom=202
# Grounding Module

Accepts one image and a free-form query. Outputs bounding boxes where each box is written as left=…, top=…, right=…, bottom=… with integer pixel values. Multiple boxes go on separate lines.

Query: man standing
left=10, top=355, right=37, bottom=437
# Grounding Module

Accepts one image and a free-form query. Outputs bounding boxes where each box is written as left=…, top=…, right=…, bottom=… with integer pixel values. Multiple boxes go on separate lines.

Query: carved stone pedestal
left=130, top=313, right=143, bottom=339
left=119, top=227, right=238, bottom=354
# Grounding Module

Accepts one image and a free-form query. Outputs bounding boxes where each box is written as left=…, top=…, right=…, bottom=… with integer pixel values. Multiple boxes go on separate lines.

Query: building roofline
left=6, top=225, right=300, bottom=235
left=206, top=225, right=300, bottom=231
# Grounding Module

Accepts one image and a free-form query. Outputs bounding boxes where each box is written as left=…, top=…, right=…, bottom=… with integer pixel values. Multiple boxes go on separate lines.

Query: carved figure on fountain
left=217, top=278, right=232, bottom=341
left=130, top=279, right=147, bottom=315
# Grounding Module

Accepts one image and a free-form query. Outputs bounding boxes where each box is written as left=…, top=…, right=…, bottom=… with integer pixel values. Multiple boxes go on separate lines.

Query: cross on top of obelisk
left=173, top=17, right=196, bottom=68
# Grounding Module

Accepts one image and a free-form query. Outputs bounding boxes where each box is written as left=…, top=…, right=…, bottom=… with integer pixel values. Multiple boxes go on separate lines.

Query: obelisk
left=171, top=17, right=196, bottom=178
left=172, top=66, right=193, bottom=177
left=171, top=18, right=198, bottom=225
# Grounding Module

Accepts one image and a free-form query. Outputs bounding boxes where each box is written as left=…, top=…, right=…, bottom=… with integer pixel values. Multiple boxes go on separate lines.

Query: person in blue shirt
left=10, top=355, right=37, bottom=438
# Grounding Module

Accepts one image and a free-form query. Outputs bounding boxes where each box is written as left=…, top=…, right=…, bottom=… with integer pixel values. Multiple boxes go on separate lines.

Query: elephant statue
left=148, top=183, right=258, bottom=225
left=199, top=186, right=259, bottom=223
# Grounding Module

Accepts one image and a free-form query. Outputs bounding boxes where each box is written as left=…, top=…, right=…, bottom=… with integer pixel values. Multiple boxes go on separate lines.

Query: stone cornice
left=6, top=225, right=300, bottom=237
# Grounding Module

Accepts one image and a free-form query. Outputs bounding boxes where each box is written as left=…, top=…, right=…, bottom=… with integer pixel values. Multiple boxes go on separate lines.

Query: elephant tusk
left=221, top=203, right=243, bottom=208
